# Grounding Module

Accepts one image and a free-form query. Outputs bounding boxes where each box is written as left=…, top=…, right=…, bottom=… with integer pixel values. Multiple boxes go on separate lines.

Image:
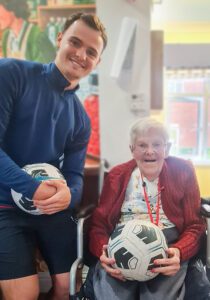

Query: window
left=165, top=69, right=210, bottom=163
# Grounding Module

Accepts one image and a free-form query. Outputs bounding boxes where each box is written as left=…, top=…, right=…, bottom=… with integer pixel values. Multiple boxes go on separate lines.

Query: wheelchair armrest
left=72, top=203, right=96, bottom=221
left=72, top=203, right=96, bottom=260
left=76, top=203, right=96, bottom=219
left=201, top=197, right=210, bottom=218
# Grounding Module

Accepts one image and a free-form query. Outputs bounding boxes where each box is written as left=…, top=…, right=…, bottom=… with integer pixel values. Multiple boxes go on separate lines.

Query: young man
left=0, top=12, right=107, bottom=300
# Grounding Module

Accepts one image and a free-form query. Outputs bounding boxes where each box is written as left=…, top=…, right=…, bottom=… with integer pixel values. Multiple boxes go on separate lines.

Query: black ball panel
left=147, top=253, right=165, bottom=270
left=110, top=224, right=125, bottom=240
left=114, top=247, right=138, bottom=269
left=132, top=224, right=158, bottom=244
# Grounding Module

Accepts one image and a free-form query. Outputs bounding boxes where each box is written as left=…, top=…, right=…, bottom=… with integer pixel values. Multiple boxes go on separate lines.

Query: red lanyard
left=141, top=174, right=161, bottom=226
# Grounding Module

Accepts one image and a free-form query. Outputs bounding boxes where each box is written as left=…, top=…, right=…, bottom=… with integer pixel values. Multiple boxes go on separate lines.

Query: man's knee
left=51, top=273, right=70, bottom=299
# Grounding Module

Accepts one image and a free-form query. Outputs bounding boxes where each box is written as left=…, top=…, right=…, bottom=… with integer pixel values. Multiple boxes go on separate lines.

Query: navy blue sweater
left=0, top=58, right=91, bottom=208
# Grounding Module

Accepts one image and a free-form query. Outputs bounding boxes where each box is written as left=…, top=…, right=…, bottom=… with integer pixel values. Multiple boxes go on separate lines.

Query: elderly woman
left=88, top=118, right=206, bottom=300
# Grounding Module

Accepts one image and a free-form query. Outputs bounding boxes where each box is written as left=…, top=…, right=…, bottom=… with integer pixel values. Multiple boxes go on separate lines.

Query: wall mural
left=0, top=0, right=55, bottom=62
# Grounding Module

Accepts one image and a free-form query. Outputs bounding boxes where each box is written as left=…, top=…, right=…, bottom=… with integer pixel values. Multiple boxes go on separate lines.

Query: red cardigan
left=89, top=157, right=206, bottom=261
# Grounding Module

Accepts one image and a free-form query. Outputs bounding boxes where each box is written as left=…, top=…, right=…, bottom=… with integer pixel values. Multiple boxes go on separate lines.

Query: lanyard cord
left=141, top=174, right=161, bottom=226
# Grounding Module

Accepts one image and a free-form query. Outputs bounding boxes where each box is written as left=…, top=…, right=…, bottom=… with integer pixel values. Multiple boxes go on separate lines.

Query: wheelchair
left=69, top=204, right=96, bottom=300
left=69, top=166, right=210, bottom=300
left=69, top=158, right=109, bottom=299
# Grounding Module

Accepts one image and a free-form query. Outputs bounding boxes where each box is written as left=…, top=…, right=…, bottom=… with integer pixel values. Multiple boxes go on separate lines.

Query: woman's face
left=131, top=128, right=170, bottom=181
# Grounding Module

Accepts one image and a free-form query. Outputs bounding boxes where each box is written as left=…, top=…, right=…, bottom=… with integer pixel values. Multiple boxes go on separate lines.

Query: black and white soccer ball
left=107, top=219, right=168, bottom=281
left=11, top=163, right=65, bottom=215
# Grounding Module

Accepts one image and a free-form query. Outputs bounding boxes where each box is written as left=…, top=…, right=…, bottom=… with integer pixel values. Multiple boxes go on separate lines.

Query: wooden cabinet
left=81, top=155, right=100, bottom=209
left=37, top=4, right=96, bottom=29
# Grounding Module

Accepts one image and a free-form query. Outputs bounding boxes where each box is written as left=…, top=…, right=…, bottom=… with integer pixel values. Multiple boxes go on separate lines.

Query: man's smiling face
left=131, top=128, right=170, bottom=180
left=55, top=19, right=104, bottom=89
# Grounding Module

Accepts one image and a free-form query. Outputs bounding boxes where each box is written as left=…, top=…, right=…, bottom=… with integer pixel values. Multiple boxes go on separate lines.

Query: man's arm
left=0, top=59, right=40, bottom=199
left=33, top=108, right=91, bottom=213
left=61, top=108, right=91, bottom=209
left=62, top=145, right=89, bottom=208
left=0, top=148, right=40, bottom=199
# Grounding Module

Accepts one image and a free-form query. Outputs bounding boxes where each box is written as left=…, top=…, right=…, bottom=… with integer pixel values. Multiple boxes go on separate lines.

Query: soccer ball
left=11, top=163, right=65, bottom=215
left=107, top=219, right=168, bottom=281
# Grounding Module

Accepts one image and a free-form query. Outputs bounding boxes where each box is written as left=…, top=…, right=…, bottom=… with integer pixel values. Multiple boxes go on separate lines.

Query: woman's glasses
left=134, top=142, right=167, bottom=153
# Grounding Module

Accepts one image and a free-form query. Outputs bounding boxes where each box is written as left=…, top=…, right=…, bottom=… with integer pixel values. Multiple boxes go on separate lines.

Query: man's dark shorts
left=0, top=208, right=77, bottom=280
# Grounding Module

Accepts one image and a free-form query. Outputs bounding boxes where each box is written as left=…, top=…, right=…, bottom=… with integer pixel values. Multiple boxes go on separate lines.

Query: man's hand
left=100, top=245, right=126, bottom=281
left=33, top=180, right=71, bottom=214
left=151, top=247, right=181, bottom=276
left=33, top=181, right=57, bottom=200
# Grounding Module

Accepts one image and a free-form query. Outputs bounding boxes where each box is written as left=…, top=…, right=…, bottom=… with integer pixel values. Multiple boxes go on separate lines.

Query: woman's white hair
left=130, top=117, right=169, bottom=146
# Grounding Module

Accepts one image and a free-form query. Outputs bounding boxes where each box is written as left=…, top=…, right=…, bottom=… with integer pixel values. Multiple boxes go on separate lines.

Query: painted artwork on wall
left=0, top=0, right=56, bottom=62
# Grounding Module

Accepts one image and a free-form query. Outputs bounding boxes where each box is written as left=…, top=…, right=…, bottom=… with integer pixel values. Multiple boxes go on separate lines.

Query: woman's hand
left=100, top=245, right=126, bottom=281
left=151, top=247, right=181, bottom=276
